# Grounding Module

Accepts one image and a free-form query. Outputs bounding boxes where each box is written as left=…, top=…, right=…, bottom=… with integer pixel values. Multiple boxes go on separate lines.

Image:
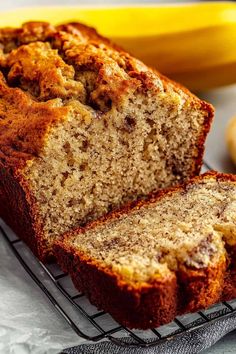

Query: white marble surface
left=0, top=1, right=236, bottom=353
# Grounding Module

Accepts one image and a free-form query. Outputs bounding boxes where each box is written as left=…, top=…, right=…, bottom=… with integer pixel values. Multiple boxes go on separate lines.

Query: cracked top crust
left=0, top=21, right=213, bottom=170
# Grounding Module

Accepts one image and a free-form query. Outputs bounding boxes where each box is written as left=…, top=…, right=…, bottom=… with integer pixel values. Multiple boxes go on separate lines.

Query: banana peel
left=0, top=2, right=236, bottom=91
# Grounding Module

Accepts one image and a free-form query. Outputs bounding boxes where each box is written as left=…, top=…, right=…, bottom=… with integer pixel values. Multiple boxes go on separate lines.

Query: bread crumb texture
left=66, top=174, right=236, bottom=284
left=0, top=22, right=213, bottom=258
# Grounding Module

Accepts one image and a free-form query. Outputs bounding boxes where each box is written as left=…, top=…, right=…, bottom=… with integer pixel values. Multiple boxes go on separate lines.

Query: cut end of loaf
left=0, top=22, right=213, bottom=260
left=23, top=89, right=210, bottom=256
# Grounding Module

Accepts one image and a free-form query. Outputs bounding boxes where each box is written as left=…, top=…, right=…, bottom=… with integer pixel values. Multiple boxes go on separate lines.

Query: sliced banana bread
left=0, top=22, right=213, bottom=261
left=55, top=172, right=236, bottom=329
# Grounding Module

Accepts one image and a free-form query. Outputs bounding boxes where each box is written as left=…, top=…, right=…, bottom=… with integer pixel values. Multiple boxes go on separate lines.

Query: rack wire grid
left=1, top=161, right=236, bottom=349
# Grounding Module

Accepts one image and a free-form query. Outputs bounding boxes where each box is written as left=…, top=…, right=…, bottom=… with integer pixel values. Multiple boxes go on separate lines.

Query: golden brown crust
left=0, top=21, right=213, bottom=170
left=0, top=161, right=53, bottom=260
left=0, top=21, right=214, bottom=262
left=55, top=243, right=178, bottom=329
left=54, top=235, right=228, bottom=329
left=0, top=73, right=69, bottom=170
left=54, top=172, right=236, bottom=329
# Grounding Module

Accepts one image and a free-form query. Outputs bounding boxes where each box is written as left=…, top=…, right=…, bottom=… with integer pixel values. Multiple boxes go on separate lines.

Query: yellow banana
left=1, top=2, right=236, bottom=91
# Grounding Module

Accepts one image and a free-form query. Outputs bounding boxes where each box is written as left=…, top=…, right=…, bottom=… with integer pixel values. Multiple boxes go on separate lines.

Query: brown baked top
left=0, top=21, right=213, bottom=170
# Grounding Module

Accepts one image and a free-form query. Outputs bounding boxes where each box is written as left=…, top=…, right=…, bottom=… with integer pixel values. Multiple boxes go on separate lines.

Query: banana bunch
left=1, top=2, right=236, bottom=91
left=110, top=2, right=236, bottom=92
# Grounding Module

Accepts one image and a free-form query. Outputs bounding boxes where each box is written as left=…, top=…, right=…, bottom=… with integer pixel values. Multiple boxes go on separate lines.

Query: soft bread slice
left=54, top=172, right=236, bottom=329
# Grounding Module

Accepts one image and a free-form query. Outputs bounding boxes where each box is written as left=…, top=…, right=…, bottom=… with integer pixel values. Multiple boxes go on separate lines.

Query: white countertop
left=0, top=1, right=236, bottom=353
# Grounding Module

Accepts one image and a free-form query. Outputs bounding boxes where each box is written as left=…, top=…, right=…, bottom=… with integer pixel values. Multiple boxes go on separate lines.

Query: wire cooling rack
left=1, top=163, right=236, bottom=349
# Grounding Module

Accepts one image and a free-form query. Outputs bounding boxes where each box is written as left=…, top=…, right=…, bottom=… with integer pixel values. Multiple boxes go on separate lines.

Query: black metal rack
left=1, top=163, right=236, bottom=349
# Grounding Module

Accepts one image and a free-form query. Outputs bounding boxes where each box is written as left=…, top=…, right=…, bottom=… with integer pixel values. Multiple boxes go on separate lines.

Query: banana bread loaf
left=55, top=172, right=236, bottom=329
left=0, top=22, right=213, bottom=262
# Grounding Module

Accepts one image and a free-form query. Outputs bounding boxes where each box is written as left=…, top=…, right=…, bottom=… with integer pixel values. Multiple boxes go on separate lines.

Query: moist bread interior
left=67, top=178, right=236, bottom=283
left=0, top=22, right=213, bottom=255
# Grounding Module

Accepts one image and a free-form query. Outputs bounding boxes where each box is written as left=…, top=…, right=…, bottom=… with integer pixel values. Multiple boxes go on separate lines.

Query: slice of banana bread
left=0, top=22, right=213, bottom=262
left=55, top=172, right=236, bottom=329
